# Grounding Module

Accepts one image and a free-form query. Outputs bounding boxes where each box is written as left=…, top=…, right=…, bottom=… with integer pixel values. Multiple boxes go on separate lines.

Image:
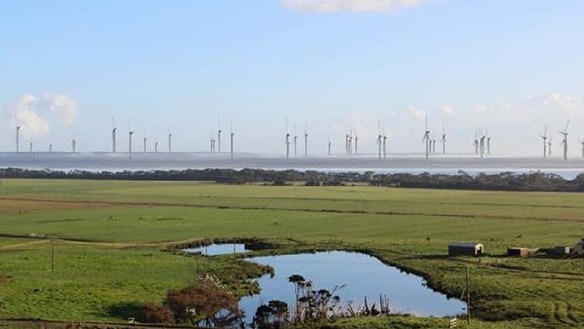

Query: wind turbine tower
left=155, top=140, right=159, bottom=153
left=480, top=133, right=486, bottom=158
left=217, top=121, right=222, bottom=153
left=293, top=125, right=298, bottom=157
left=441, top=123, right=446, bottom=154
left=304, top=126, right=308, bottom=156
left=168, top=132, right=172, bottom=153
left=29, top=141, right=33, bottom=153
left=540, top=126, right=548, bottom=158
left=71, top=139, right=76, bottom=153
left=422, top=117, right=431, bottom=160
left=49, top=143, right=52, bottom=153
left=383, top=133, right=387, bottom=159
left=377, top=122, right=383, bottom=159
left=547, top=137, right=552, bottom=158
left=559, top=121, right=569, bottom=161
left=129, top=130, right=134, bottom=155
left=354, top=133, right=359, bottom=155
left=112, top=120, right=117, bottom=153
left=143, top=137, right=148, bottom=153
left=328, top=138, right=332, bottom=156
left=230, top=124, right=234, bottom=160
left=16, top=126, right=21, bottom=153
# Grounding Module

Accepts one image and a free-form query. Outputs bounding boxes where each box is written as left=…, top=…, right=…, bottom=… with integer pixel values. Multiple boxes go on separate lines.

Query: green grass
left=0, top=179, right=584, bottom=328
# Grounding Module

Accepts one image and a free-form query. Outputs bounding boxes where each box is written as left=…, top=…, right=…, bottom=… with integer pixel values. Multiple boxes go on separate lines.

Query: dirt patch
left=0, top=199, right=112, bottom=215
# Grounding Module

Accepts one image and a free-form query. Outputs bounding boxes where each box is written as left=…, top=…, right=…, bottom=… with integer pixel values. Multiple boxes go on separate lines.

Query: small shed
left=553, top=246, right=571, bottom=256
left=448, top=242, right=484, bottom=256
left=507, top=247, right=539, bottom=257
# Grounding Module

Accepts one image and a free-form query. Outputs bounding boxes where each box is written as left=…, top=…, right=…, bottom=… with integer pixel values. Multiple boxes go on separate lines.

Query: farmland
left=0, top=179, right=583, bottom=328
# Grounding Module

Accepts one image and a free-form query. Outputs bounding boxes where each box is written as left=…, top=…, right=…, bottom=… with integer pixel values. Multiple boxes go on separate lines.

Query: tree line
left=1, top=167, right=584, bottom=192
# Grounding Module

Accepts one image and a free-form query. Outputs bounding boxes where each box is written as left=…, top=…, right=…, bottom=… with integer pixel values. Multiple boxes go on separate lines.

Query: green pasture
left=0, top=179, right=583, bottom=328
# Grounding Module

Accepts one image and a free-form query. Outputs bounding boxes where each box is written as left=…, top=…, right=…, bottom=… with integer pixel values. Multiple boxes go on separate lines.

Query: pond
left=183, top=243, right=248, bottom=256
left=240, top=251, right=465, bottom=318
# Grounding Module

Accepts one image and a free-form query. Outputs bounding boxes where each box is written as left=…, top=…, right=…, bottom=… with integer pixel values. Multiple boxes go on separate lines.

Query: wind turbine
left=327, top=138, right=332, bottom=156
left=480, top=133, right=486, bottom=158
left=539, top=126, right=548, bottom=158
left=293, top=125, right=298, bottom=157
left=383, top=132, right=388, bottom=159
left=377, top=121, right=383, bottom=159
left=128, top=130, right=134, bottom=155
left=345, top=132, right=350, bottom=155
left=143, top=137, right=148, bottom=153
left=440, top=122, right=446, bottom=154
left=29, top=141, right=33, bottom=153
left=230, top=123, right=234, bottom=159
left=354, top=131, right=359, bottom=155
left=559, top=120, right=569, bottom=161
left=112, top=118, right=117, bottom=153
left=422, top=116, right=431, bottom=160
left=16, top=126, right=21, bottom=153
left=304, top=125, right=308, bottom=156
left=285, top=119, right=291, bottom=159
left=168, top=131, right=172, bottom=153
left=155, top=140, right=159, bottom=153
left=71, top=138, right=76, bottom=153
left=217, top=120, right=222, bottom=153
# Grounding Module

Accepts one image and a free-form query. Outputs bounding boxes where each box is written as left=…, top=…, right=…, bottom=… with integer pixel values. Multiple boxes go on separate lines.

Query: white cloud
left=2, top=92, right=78, bottom=140
left=407, top=106, right=425, bottom=120
left=440, top=105, right=454, bottom=115
left=43, top=93, right=77, bottom=126
left=280, top=0, right=431, bottom=13
left=7, top=94, right=50, bottom=139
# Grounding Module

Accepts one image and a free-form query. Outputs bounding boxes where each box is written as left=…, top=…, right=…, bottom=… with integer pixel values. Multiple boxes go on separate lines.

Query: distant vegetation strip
left=1, top=167, right=584, bottom=192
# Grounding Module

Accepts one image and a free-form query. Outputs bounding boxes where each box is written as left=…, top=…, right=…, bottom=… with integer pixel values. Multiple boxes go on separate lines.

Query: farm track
left=0, top=196, right=581, bottom=223
left=0, top=233, right=205, bottom=249
left=196, top=194, right=584, bottom=211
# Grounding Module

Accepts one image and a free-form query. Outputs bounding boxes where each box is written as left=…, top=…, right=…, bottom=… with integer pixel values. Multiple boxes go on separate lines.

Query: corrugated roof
left=449, top=242, right=482, bottom=248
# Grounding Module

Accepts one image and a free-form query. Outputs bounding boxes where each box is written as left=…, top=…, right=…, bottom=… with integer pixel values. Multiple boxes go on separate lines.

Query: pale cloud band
left=3, top=93, right=77, bottom=139
left=280, top=0, right=431, bottom=13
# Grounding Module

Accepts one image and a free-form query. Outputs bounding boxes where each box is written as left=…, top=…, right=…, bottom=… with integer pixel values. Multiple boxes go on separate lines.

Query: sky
left=1, top=0, right=584, bottom=156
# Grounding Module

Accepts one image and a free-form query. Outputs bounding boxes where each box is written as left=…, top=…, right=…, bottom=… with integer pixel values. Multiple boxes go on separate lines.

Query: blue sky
left=2, top=0, right=584, bottom=155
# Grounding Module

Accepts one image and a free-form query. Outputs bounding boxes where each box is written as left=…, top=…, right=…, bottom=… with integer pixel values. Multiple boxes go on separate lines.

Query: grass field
left=0, top=179, right=583, bottom=328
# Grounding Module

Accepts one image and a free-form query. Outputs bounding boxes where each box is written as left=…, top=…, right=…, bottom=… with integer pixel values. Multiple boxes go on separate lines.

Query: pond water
left=183, top=243, right=248, bottom=256
left=240, top=251, right=466, bottom=318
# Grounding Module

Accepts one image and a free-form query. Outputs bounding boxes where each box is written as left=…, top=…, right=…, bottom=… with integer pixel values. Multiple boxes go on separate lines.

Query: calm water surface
left=239, top=251, right=466, bottom=318
left=183, top=243, right=248, bottom=256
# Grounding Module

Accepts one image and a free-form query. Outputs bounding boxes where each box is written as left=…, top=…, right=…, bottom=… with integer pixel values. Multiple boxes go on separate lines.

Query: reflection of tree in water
left=252, top=274, right=390, bottom=329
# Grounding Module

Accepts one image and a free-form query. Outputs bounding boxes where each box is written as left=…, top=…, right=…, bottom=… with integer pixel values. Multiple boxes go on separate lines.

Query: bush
left=139, top=302, right=175, bottom=324
left=166, top=275, right=242, bottom=327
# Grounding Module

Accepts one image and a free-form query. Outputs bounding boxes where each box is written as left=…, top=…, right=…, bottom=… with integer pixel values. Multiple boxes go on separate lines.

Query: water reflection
left=240, top=251, right=465, bottom=318
left=184, top=243, right=248, bottom=256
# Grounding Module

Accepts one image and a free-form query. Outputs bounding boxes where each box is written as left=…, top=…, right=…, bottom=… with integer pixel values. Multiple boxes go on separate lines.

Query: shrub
left=139, top=302, right=175, bottom=324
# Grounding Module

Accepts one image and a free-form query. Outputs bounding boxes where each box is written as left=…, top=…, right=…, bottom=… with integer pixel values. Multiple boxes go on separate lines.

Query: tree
left=166, top=274, right=243, bottom=327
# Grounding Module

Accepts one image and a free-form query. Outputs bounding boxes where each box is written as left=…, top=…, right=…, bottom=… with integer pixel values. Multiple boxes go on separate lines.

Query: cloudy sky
left=1, top=0, right=584, bottom=156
